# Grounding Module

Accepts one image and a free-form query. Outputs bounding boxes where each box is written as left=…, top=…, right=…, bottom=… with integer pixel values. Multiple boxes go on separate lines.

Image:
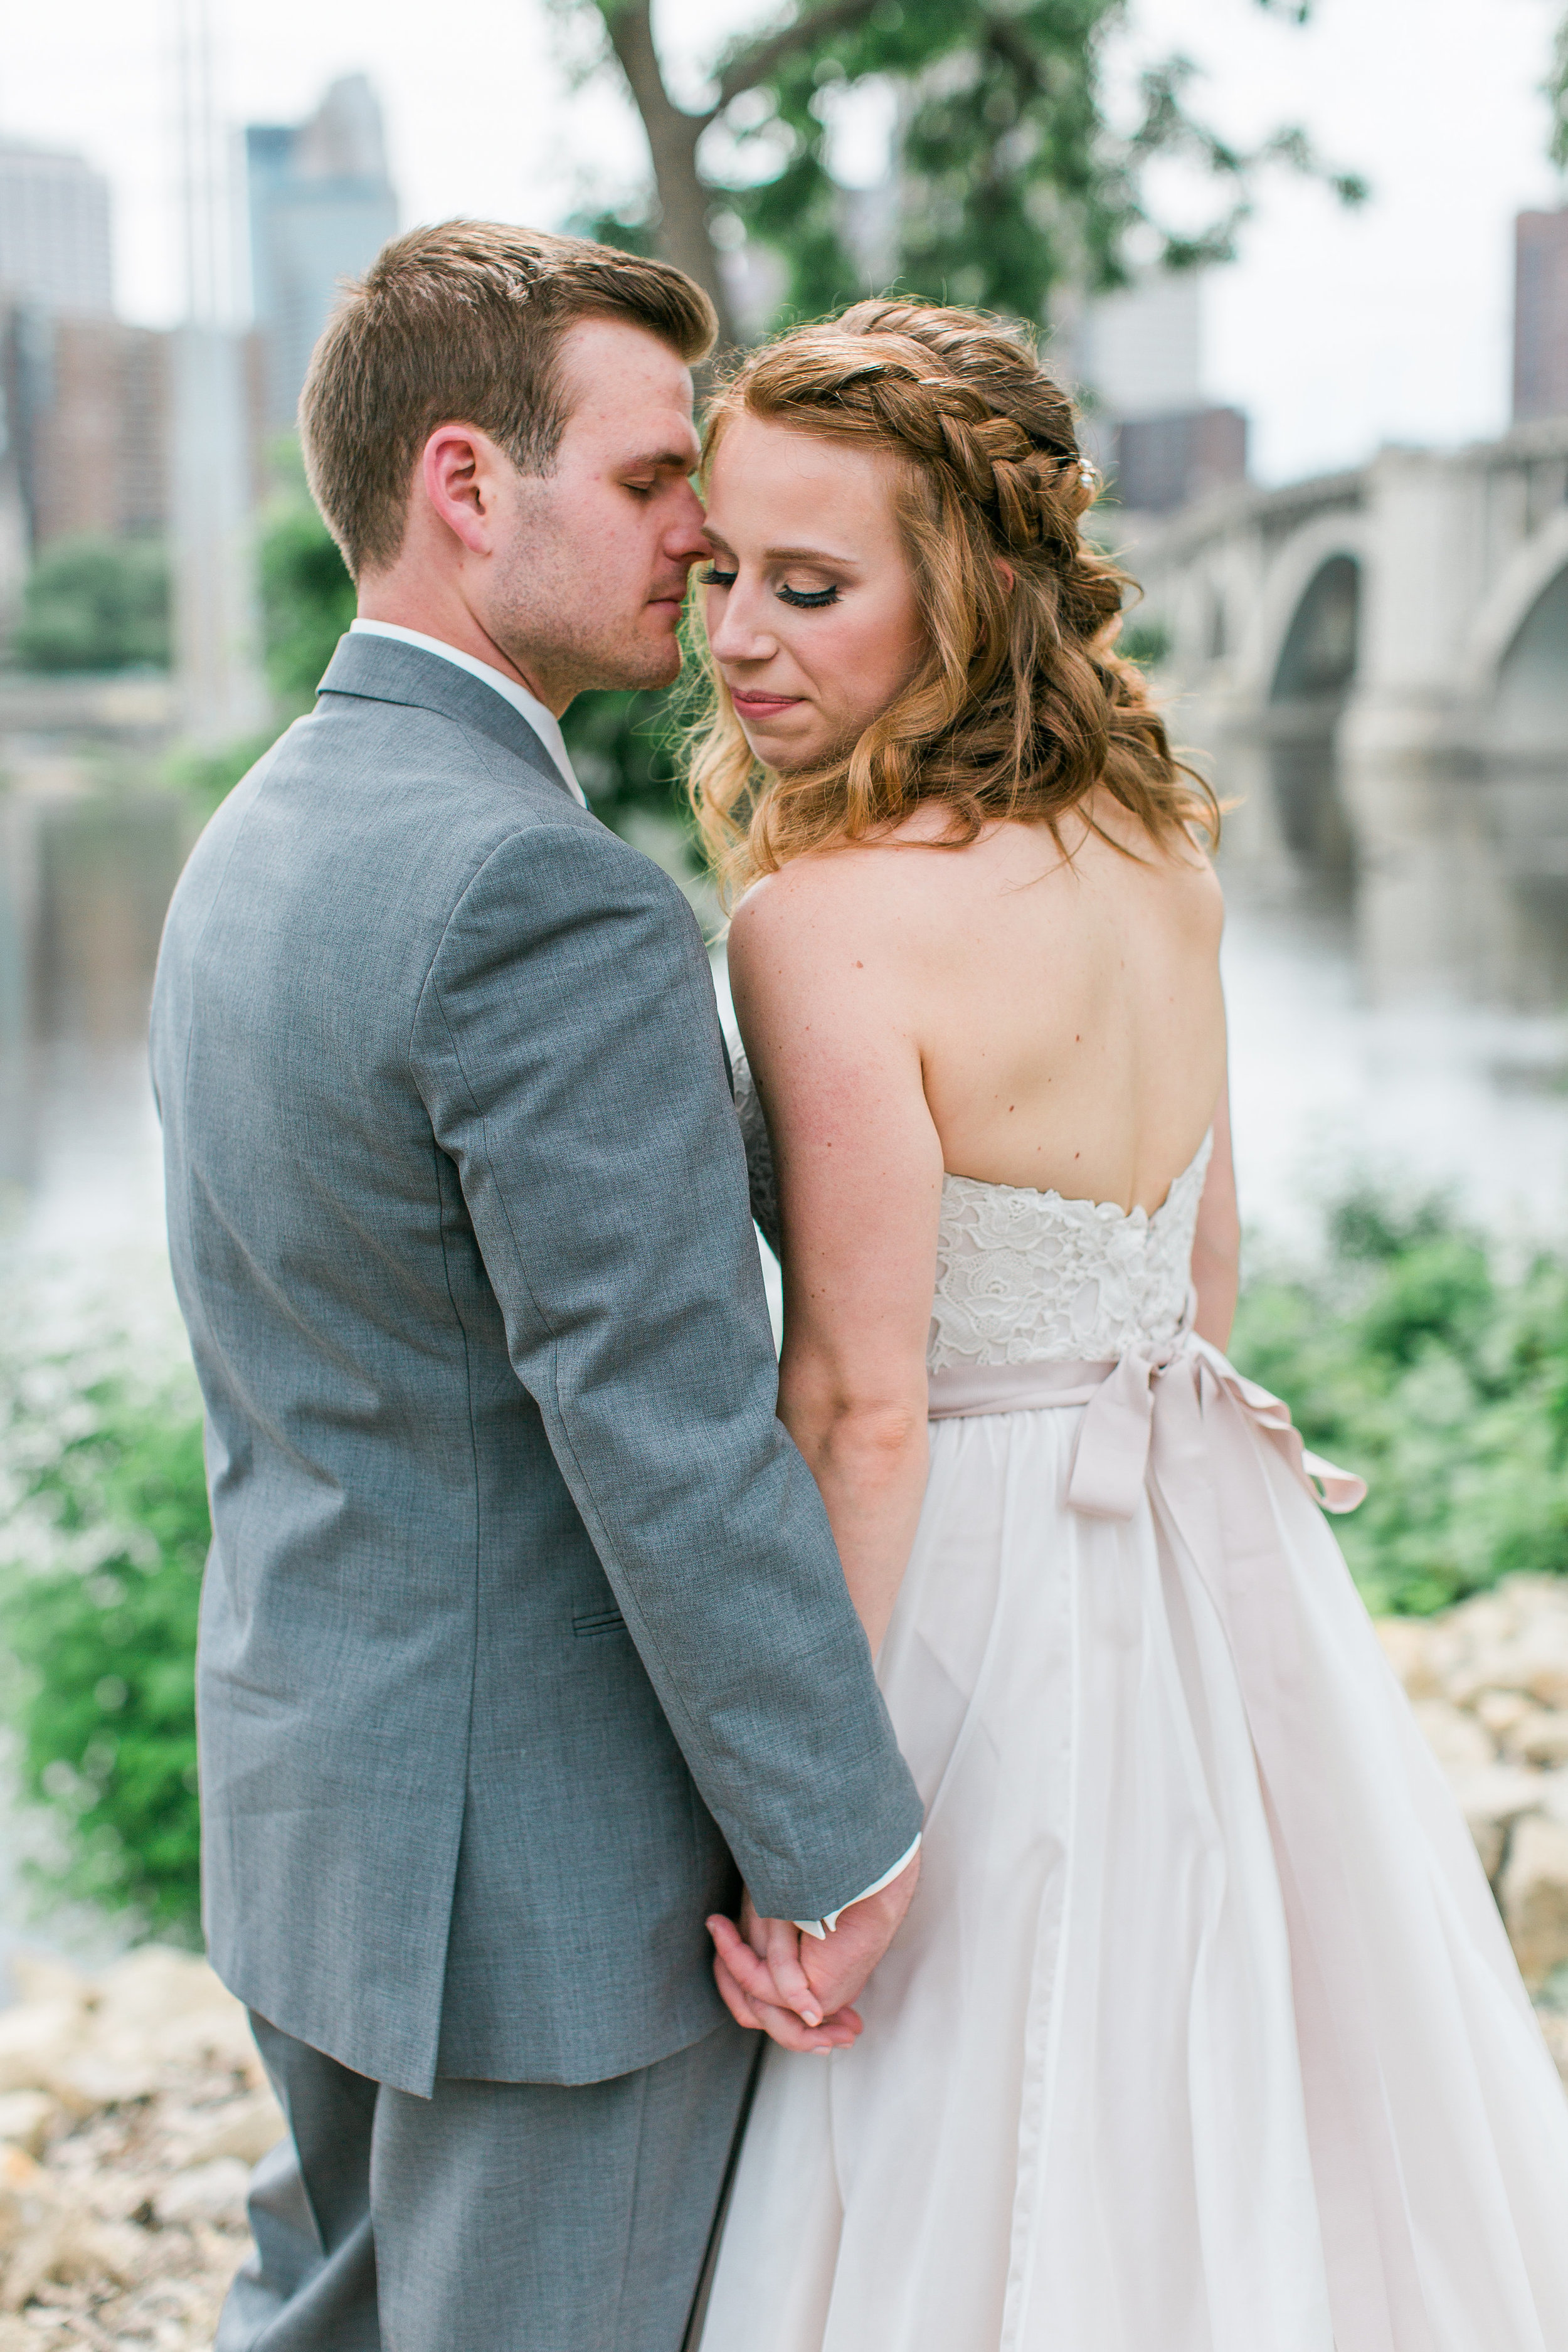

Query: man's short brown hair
left=299, top=220, right=718, bottom=578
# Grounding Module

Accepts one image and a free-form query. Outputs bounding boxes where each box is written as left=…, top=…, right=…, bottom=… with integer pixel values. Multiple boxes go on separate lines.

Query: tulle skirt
left=699, top=1397, right=1568, bottom=2352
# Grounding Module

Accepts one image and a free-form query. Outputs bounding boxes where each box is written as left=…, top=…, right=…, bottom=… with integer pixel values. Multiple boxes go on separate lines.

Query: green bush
left=1229, top=1188, right=1568, bottom=1616
left=14, top=536, right=170, bottom=672
left=1, top=1379, right=207, bottom=1941
left=258, top=490, right=356, bottom=716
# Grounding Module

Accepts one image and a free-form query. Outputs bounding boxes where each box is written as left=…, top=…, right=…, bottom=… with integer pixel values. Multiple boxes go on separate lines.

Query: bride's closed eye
left=699, top=565, right=840, bottom=611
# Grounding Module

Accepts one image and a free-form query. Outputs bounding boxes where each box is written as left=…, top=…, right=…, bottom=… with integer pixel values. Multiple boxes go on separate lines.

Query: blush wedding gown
left=700, top=1126, right=1568, bottom=2352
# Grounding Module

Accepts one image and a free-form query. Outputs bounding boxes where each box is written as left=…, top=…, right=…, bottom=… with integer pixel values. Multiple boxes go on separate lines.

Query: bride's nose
left=706, top=580, right=779, bottom=665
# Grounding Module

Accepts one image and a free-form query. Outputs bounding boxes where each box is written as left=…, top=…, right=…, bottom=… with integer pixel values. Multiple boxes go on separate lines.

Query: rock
left=4, top=1960, right=87, bottom=2015
left=1516, top=1710, right=1568, bottom=1769
left=1499, top=1814, right=1568, bottom=1991
left=176, top=2090, right=285, bottom=2169
left=0, top=2002, right=93, bottom=2107
left=0, top=2097, right=56, bottom=2160
left=93, top=1948, right=234, bottom=2039
left=1476, top=1690, right=1535, bottom=1742
left=1538, top=2008, right=1568, bottom=2090
left=1376, top=1617, right=1441, bottom=1697
left=1410, top=1698, right=1495, bottom=1769
left=154, top=2158, right=251, bottom=2227
left=1441, top=1764, right=1547, bottom=1880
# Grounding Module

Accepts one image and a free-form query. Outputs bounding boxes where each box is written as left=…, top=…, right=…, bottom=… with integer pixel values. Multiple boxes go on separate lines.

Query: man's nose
left=664, top=481, right=711, bottom=561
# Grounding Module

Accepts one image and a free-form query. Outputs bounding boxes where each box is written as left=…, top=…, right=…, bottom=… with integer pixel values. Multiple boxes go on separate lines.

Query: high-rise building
left=0, top=140, right=113, bottom=317
left=1076, top=268, right=1248, bottom=516
left=1115, top=407, right=1249, bottom=517
left=3, top=313, right=171, bottom=548
left=246, top=75, right=398, bottom=430
left=1513, top=208, right=1568, bottom=423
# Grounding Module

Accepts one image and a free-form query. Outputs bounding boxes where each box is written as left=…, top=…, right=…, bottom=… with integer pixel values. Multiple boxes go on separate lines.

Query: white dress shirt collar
left=347, top=619, right=586, bottom=806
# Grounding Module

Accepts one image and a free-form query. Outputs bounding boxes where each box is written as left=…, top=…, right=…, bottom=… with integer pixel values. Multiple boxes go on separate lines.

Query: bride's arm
left=728, top=861, right=943, bottom=1655
left=1192, top=1076, right=1241, bottom=1348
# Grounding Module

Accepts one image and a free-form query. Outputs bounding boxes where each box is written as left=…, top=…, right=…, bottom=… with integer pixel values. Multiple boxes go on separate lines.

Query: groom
left=150, top=221, right=921, bottom=2349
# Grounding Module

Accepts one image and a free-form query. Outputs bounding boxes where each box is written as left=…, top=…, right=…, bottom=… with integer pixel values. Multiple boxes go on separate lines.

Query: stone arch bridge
left=1128, top=418, right=1568, bottom=1005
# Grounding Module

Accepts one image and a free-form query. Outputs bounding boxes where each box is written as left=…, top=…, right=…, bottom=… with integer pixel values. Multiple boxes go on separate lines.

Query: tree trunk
left=600, top=0, right=739, bottom=349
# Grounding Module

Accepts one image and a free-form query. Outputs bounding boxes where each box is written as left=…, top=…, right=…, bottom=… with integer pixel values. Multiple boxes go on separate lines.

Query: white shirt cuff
left=793, top=1835, right=922, bottom=1941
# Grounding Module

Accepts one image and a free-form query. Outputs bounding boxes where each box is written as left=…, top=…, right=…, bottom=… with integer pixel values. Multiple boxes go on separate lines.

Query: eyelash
left=699, top=568, right=840, bottom=610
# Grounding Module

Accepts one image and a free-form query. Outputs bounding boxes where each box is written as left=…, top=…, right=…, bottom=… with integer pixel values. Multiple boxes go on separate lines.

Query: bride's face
left=701, top=414, right=926, bottom=772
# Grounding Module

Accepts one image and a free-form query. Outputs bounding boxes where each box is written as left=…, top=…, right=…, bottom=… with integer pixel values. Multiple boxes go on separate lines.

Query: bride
left=689, top=301, right=1568, bottom=2351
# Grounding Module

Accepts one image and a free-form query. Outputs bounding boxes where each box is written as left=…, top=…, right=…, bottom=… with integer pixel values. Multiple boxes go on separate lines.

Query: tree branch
left=597, top=0, right=738, bottom=342
left=714, top=0, right=886, bottom=112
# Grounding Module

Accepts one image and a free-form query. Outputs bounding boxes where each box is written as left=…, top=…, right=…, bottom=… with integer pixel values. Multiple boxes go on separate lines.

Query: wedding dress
left=701, top=1131, right=1568, bottom=2352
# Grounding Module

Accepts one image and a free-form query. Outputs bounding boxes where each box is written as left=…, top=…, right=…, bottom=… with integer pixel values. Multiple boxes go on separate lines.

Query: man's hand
left=708, top=1892, right=862, bottom=2051
left=706, top=1844, right=921, bottom=2048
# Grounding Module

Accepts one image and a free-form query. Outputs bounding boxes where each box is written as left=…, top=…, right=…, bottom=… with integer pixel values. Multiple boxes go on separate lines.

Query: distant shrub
left=1230, top=1186, right=1568, bottom=1616
left=164, top=730, right=283, bottom=817
left=0, top=1375, right=207, bottom=1942
left=13, top=536, right=170, bottom=673
left=258, top=490, right=356, bottom=716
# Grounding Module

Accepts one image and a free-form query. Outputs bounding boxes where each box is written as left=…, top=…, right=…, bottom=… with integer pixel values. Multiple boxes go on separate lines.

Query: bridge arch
left=1460, top=505, right=1568, bottom=697
left=1478, top=539, right=1568, bottom=897
left=1253, top=526, right=1368, bottom=879
left=1234, top=511, right=1371, bottom=699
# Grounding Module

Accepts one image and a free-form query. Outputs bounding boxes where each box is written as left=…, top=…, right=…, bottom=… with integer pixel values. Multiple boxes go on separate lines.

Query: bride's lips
left=730, top=692, right=803, bottom=719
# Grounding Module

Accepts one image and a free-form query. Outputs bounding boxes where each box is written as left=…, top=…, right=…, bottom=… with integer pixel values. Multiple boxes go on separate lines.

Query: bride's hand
left=706, top=1902, right=863, bottom=2053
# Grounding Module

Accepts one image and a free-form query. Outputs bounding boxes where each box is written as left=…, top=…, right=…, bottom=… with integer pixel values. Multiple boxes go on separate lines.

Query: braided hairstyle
left=689, top=300, right=1216, bottom=893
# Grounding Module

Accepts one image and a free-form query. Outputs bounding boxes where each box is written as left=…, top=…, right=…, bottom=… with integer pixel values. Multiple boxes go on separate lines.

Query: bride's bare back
left=884, top=797, right=1224, bottom=1213
left=731, top=798, right=1226, bottom=1214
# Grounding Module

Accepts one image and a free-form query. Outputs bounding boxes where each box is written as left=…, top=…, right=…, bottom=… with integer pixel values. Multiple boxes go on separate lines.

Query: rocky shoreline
left=0, top=1578, right=1560, bottom=2342
left=0, top=1947, right=276, bottom=2346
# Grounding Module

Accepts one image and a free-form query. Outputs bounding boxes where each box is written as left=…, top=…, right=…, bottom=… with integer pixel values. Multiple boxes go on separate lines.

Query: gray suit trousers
left=216, top=2015, right=758, bottom=2352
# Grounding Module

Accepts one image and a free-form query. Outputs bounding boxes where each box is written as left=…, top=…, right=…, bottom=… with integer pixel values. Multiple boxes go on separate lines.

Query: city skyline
left=0, top=0, right=1564, bottom=486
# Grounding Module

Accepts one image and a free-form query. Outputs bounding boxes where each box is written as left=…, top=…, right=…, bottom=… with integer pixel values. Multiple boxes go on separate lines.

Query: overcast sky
left=2, top=0, right=1564, bottom=484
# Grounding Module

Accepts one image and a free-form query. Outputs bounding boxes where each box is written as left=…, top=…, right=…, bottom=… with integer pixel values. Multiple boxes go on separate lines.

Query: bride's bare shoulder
left=729, top=838, right=926, bottom=952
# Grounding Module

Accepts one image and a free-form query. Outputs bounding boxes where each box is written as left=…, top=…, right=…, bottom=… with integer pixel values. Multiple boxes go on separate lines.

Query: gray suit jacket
left=150, top=633, right=921, bottom=2097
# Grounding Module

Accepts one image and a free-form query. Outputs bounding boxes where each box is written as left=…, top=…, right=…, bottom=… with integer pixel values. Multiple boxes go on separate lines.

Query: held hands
left=706, top=1845, right=921, bottom=2055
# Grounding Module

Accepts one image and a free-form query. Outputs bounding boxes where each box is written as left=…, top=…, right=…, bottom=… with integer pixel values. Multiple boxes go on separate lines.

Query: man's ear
left=421, top=425, right=506, bottom=557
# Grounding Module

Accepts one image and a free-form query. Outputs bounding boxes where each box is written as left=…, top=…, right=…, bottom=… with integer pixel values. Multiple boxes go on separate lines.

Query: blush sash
left=924, top=1339, right=1445, bottom=2352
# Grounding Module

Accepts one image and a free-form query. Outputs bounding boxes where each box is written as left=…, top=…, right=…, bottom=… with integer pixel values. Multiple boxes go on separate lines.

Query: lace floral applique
left=927, top=1135, right=1212, bottom=1371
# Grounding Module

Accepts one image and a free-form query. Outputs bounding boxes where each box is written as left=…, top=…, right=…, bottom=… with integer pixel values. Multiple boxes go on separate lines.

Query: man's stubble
left=487, top=489, right=684, bottom=711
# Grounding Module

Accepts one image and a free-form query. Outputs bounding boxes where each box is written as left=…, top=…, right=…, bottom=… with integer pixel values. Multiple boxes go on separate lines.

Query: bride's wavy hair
left=689, top=300, right=1217, bottom=895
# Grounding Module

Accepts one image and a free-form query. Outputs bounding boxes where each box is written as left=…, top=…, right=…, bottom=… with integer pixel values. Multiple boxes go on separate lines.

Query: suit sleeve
left=410, top=820, right=924, bottom=1922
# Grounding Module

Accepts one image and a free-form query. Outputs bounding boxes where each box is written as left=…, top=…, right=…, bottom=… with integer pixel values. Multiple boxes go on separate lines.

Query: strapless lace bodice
left=927, top=1133, right=1212, bottom=1372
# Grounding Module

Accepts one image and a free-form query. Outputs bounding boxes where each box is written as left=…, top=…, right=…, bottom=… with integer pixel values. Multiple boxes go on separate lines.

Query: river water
left=6, top=800, right=1568, bottom=1326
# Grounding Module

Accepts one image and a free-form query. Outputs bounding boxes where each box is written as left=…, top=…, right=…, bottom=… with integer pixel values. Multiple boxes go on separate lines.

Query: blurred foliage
left=1118, top=617, right=1170, bottom=667
left=560, top=684, right=690, bottom=834
left=0, top=1382, right=206, bottom=1941
left=573, top=0, right=1365, bottom=339
left=13, top=536, right=170, bottom=674
left=1548, top=13, right=1568, bottom=170
left=259, top=490, right=357, bottom=716
left=1229, top=1190, right=1568, bottom=1618
left=164, top=730, right=284, bottom=818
